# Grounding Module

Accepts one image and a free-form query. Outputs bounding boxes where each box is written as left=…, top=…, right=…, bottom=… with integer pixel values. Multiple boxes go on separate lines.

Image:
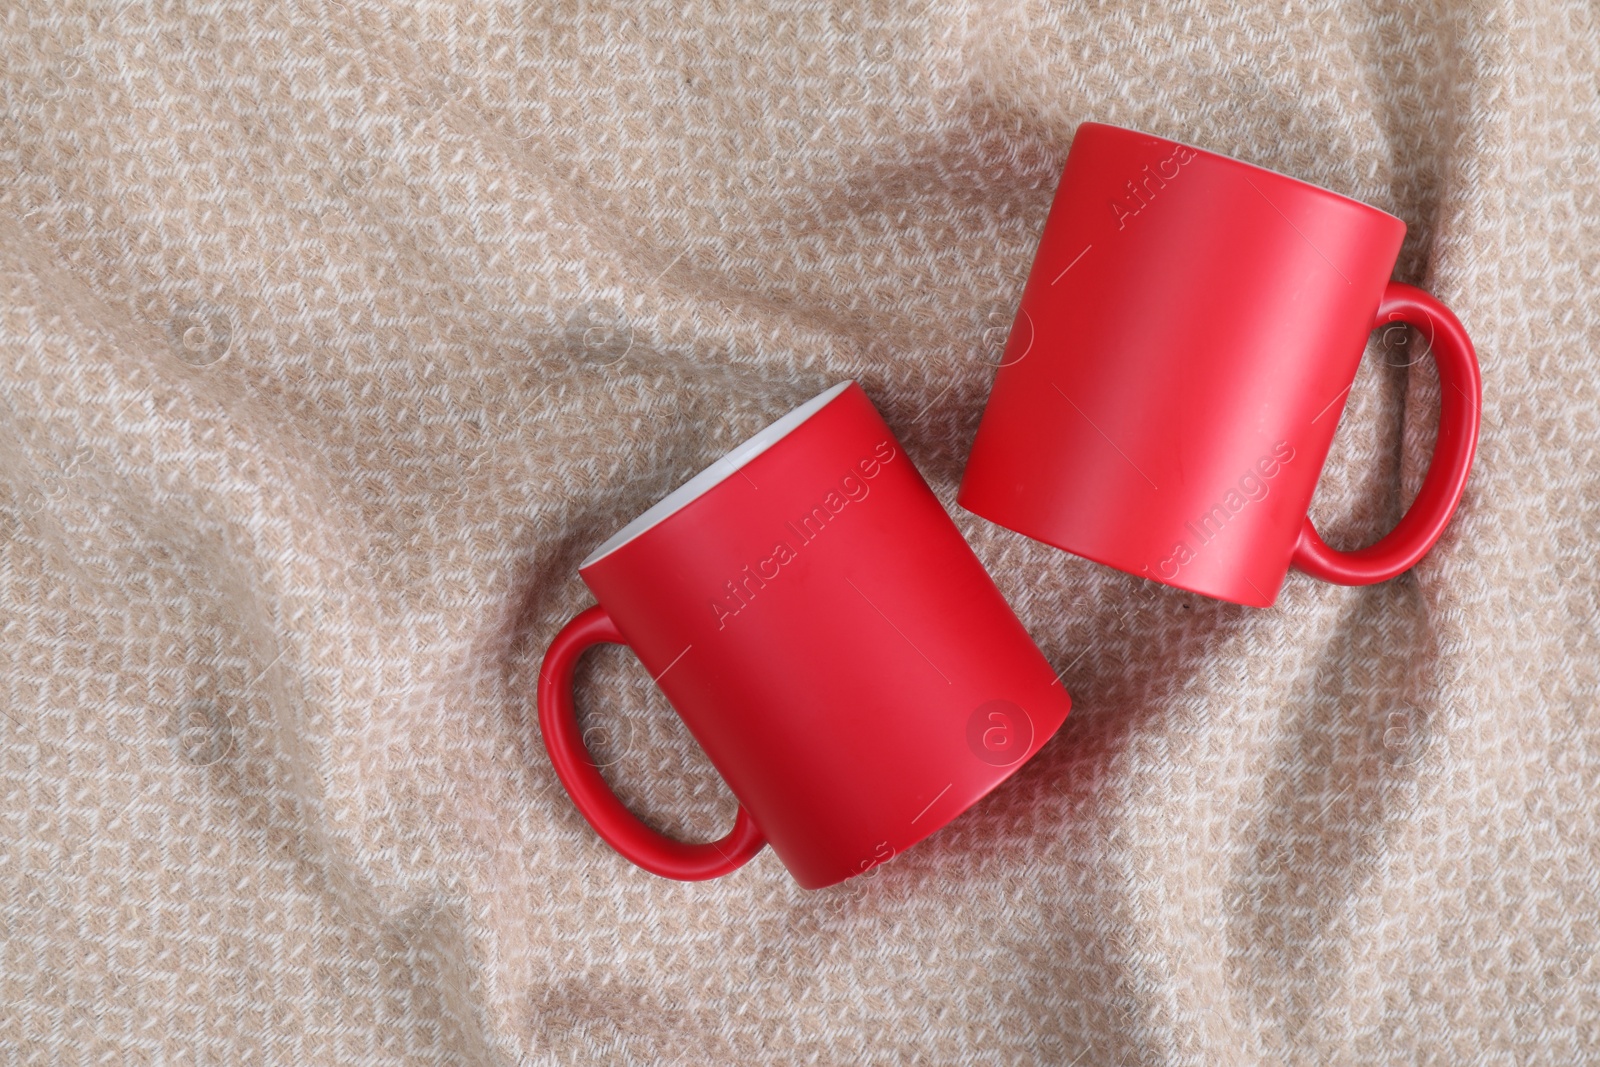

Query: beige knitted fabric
left=2, top=1, right=1596, bottom=1063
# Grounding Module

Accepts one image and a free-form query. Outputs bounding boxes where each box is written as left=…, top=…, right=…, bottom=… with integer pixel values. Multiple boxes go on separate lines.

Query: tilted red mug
left=959, top=121, right=1482, bottom=607
left=537, top=382, right=1072, bottom=889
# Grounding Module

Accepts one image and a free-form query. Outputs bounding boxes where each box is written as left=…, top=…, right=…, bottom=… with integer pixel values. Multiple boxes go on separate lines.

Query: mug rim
left=580, top=381, right=855, bottom=569
left=1076, top=120, right=1406, bottom=227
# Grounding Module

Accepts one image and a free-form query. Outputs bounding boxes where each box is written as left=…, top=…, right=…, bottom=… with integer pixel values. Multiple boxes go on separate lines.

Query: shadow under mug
left=537, top=381, right=1072, bottom=890
left=959, top=121, right=1483, bottom=607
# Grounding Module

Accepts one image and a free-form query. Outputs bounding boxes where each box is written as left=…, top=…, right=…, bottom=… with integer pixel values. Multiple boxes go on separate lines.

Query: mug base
left=798, top=682, right=1073, bottom=891
left=956, top=493, right=1284, bottom=610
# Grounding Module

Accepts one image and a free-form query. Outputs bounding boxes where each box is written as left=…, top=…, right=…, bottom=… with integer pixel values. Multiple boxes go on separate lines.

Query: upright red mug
left=959, top=122, right=1482, bottom=607
left=538, top=382, right=1072, bottom=889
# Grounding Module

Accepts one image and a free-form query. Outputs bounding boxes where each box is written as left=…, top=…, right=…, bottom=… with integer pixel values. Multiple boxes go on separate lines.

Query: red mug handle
left=536, top=605, right=767, bottom=880
left=1291, top=281, right=1482, bottom=585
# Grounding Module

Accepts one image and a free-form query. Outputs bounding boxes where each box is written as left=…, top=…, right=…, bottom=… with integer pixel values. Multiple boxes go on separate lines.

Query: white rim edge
left=579, top=381, right=855, bottom=569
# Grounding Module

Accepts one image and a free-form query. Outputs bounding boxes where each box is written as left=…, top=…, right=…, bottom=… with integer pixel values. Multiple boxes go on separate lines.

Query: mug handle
left=1291, top=281, right=1483, bottom=585
left=535, top=605, right=768, bottom=880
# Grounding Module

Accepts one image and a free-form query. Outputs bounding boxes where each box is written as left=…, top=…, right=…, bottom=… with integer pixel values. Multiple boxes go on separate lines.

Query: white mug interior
left=580, top=381, right=854, bottom=568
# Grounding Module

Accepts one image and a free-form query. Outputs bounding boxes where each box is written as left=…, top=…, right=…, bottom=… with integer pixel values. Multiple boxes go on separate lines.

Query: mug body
left=578, top=382, right=1072, bottom=889
left=958, top=122, right=1408, bottom=606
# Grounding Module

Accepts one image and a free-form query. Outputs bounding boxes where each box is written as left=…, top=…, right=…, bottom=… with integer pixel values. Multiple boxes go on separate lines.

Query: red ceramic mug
left=959, top=122, right=1482, bottom=607
left=537, top=382, right=1072, bottom=890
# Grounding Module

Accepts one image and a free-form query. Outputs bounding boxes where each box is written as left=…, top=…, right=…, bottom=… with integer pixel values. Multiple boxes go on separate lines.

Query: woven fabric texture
left=2, top=1, right=1596, bottom=1063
